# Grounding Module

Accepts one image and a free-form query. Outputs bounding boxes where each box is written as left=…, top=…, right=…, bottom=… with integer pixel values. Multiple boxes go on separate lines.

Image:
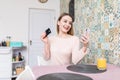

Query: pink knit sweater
left=47, top=35, right=87, bottom=65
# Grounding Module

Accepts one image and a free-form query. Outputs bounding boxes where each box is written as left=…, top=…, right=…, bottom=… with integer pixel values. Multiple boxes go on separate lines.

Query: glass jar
left=6, top=36, right=11, bottom=47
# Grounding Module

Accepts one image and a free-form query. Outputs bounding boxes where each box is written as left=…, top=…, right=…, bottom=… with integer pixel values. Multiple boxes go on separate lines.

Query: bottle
left=12, top=54, right=16, bottom=62
left=1, top=40, right=7, bottom=46
left=6, top=36, right=11, bottom=47
left=18, top=52, right=23, bottom=61
left=97, top=54, right=107, bottom=70
left=16, top=55, right=19, bottom=61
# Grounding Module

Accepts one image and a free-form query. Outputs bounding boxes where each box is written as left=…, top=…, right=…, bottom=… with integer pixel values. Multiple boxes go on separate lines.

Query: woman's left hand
left=80, top=33, right=89, bottom=47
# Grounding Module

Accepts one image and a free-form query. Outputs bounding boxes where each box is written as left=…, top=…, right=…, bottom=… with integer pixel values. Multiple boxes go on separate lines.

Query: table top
left=32, top=64, right=120, bottom=80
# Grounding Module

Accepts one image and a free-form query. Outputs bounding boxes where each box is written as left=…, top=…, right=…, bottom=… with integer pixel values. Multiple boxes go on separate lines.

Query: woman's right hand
left=41, top=32, right=49, bottom=43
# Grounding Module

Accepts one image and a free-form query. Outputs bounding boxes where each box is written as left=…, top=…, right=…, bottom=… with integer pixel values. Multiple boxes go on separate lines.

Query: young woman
left=41, top=13, right=89, bottom=65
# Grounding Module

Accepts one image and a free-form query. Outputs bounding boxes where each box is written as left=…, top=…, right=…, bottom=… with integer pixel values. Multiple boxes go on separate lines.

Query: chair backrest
left=16, top=65, right=35, bottom=80
left=37, top=56, right=49, bottom=66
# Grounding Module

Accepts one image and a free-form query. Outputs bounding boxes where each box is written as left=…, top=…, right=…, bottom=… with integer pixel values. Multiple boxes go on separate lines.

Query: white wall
left=0, top=0, right=60, bottom=45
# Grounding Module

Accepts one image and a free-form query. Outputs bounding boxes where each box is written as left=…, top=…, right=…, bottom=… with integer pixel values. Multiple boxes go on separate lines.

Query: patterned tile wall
left=60, top=0, right=70, bottom=14
left=61, top=0, right=120, bottom=66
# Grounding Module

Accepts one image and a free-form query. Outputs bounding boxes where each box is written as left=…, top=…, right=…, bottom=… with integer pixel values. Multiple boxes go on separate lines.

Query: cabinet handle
left=30, top=40, right=32, bottom=45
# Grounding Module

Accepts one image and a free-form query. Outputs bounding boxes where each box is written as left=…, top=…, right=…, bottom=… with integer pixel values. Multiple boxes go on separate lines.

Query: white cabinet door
left=0, top=47, right=12, bottom=79
left=29, top=9, right=56, bottom=67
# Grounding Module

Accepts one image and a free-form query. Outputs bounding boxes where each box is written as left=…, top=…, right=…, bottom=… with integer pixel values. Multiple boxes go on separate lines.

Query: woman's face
left=57, top=15, right=72, bottom=34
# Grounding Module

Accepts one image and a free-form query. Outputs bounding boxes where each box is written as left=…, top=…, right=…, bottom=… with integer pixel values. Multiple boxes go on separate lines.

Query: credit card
left=45, top=28, right=51, bottom=37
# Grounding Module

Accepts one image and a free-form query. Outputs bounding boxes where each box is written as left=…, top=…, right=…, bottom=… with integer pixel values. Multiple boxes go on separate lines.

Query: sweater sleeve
left=72, top=36, right=88, bottom=64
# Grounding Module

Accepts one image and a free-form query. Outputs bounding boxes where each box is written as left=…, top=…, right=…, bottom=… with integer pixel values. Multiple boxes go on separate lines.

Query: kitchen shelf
left=12, top=46, right=26, bottom=79
left=11, top=75, right=18, bottom=78
left=12, top=60, right=25, bottom=64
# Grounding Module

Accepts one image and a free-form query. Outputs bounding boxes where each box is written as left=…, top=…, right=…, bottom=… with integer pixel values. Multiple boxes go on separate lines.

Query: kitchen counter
left=32, top=64, right=120, bottom=80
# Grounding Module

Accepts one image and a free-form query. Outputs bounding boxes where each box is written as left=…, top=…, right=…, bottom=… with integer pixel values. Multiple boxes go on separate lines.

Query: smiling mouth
left=63, top=25, right=69, bottom=30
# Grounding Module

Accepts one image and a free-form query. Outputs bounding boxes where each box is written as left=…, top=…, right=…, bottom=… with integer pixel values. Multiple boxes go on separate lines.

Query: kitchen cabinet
left=11, top=46, right=26, bottom=79
left=0, top=47, right=26, bottom=80
left=0, top=47, right=12, bottom=80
